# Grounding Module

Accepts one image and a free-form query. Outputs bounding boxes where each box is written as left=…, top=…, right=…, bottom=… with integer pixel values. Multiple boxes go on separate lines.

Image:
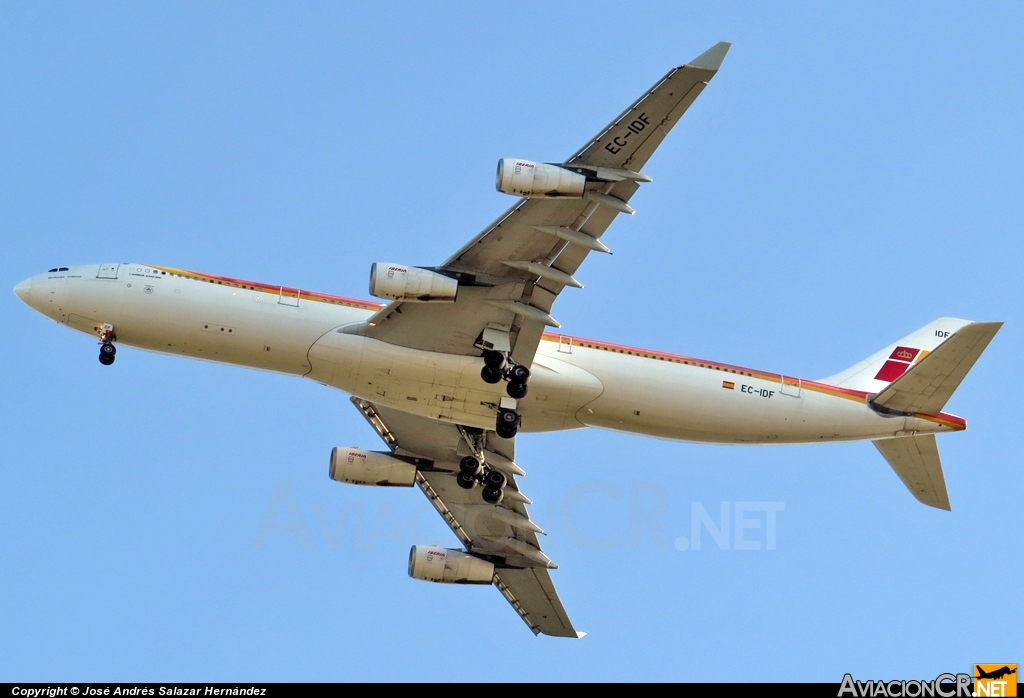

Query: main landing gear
left=480, top=350, right=530, bottom=399
left=480, top=349, right=529, bottom=437
left=97, top=324, right=116, bottom=366
left=456, top=455, right=508, bottom=505
left=496, top=407, right=520, bottom=439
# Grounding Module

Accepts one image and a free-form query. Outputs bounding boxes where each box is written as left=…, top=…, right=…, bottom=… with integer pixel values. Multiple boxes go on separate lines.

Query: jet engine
left=329, top=447, right=417, bottom=487
left=407, top=545, right=495, bottom=584
left=368, top=263, right=458, bottom=303
left=496, top=159, right=586, bottom=198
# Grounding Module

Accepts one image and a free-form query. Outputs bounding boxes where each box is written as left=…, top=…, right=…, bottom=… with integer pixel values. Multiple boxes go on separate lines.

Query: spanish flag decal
left=722, top=381, right=735, bottom=390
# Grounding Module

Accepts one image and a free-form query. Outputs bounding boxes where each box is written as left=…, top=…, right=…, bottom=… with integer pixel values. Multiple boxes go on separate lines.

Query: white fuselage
left=15, top=263, right=963, bottom=444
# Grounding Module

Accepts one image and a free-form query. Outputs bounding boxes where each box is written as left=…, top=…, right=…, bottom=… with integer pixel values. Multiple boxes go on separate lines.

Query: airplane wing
left=350, top=397, right=582, bottom=637
left=348, top=45, right=731, bottom=637
left=364, top=42, right=730, bottom=367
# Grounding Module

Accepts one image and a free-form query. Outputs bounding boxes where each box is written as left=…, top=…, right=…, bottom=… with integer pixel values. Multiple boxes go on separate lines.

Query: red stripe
left=152, top=265, right=383, bottom=311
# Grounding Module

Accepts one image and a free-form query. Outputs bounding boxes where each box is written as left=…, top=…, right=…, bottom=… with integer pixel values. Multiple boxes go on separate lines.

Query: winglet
left=576, top=632, right=587, bottom=639
left=687, top=41, right=731, bottom=72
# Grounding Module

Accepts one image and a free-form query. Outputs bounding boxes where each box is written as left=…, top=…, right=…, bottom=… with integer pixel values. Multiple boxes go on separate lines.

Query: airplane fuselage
left=15, top=263, right=965, bottom=444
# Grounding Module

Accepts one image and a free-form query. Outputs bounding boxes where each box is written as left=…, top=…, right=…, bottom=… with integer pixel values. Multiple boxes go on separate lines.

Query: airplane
left=13, top=42, right=1002, bottom=638
left=976, top=666, right=1017, bottom=681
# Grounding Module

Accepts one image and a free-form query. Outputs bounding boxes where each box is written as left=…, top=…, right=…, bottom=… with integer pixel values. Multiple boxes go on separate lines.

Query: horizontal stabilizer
left=871, top=322, right=1002, bottom=415
left=873, top=435, right=949, bottom=510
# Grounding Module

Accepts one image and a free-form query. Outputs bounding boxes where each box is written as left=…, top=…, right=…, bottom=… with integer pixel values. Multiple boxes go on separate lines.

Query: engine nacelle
left=368, top=263, right=458, bottom=303
left=407, top=545, right=495, bottom=584
left=496, top=159, right=586, bottom=198
left=329, top=447, right=416, bottom=487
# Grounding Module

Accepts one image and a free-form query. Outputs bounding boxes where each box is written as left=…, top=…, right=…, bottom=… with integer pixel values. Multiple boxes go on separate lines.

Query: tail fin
left=873, top=435, right=949, bottom=510
left=870, top=322, right=1002, bottom=414
left=842, top=320, right=1002, bottom=511
left=821, top=318, right=1000, bottom=400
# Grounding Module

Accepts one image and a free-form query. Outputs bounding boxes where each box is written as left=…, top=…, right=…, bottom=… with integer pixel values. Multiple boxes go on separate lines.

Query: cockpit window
left=47, top=267, right=70, bottom=272
left=59, top=267, right=69, bottom=271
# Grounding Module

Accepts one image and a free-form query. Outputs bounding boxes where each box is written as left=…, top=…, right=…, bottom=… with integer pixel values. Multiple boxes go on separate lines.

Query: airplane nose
left=13, top=278, right=32, bottom=304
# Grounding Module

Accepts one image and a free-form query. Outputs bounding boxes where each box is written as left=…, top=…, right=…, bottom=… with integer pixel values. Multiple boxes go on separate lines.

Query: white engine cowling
left=368, top=263, right=458, bottom=303
left=496, top=158, right=586, bottom=198
left=408, top=545, right=495, bottom=584
left=329, top=447, right=416, bottom=487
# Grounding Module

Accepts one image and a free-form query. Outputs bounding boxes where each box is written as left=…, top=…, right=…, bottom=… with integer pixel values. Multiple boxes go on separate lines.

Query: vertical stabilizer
left=870, top=322, right=1002, bottom=415
left=822, top=318, right=974, bottom=393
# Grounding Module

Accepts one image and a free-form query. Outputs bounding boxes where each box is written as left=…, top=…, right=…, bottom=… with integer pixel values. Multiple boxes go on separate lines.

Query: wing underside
left=351, top=397, right=581, bottom=637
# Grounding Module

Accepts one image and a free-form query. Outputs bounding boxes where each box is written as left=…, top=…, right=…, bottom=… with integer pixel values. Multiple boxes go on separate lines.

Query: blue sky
left=2, top=2, right=1021, bottom=682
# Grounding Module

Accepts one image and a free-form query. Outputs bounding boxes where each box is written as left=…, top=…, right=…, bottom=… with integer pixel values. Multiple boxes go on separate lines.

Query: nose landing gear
left=99, top=342, right=116, bottom=365
left=97, top=324, right=116, bottom=366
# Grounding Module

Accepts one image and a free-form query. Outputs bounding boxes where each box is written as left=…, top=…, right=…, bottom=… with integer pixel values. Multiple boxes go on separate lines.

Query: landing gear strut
left=98, top=324, right=116, bottom=366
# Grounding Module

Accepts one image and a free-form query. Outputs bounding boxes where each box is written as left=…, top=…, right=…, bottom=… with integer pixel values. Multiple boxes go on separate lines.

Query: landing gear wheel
left=482, top=486, right=504, bottom=505
left=482, top=350, right=506, bottom=369
left=495, top=424, right=516, bottom=439
left=460, top=456, right=482, bottom=476
left=509, top=364, right=530, bottom=383
left=506, top=381, right=528, bottom=399
left=480, top=365, right=503, bottom=384
left=497, top=408, right=520, bottom=429
left=99, top=354, right=115, bottom=366
left=484, top=469, right=507, bottom=490
left=456, top=471, right=477, bottom=490
left=100, top=343, right=116, bottom=358
left=496, top=409, right=520, bottom=438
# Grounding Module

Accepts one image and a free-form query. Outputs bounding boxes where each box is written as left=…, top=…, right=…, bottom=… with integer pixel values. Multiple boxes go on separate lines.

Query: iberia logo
left=874, top=345, right=922, bottom=382
left=974, top=664, right=1017, bottom=697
